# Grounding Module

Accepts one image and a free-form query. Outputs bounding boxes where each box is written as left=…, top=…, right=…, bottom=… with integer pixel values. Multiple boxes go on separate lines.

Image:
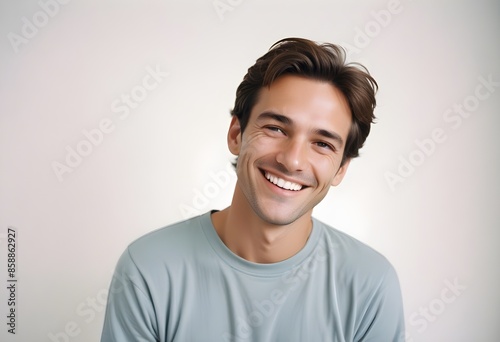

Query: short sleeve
left=100, top=248, right=159, bottom=342
left=355, top=264, right=406, bottom=342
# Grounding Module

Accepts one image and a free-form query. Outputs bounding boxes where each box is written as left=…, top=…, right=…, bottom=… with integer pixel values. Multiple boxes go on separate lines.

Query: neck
left=211, top=187, right=313, bottom=264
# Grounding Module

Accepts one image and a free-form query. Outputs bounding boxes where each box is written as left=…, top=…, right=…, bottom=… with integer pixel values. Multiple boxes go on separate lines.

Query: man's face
left=228, top=75, right=352, bottom=226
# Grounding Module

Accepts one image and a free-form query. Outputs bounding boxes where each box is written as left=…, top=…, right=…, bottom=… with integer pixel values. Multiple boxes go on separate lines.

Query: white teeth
left=265, top=172, right=302, bottom=191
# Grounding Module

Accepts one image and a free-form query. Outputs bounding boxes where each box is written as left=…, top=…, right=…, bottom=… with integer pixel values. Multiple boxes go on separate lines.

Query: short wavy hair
left=231, top=37, right=378, bottom=166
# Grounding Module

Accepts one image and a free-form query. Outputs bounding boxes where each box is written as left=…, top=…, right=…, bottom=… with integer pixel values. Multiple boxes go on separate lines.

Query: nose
left=276, top=138, right=307, bottom=172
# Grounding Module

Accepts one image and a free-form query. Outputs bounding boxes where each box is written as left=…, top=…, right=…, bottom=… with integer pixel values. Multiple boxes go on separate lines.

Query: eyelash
left=265, top=126, right=285, bottom=134
left=315, top=141, right=335, bottom=151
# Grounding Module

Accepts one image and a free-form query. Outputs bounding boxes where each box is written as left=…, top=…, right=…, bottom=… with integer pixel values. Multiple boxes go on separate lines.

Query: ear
left=331, top=159, right=351, bottom=186
left=227, top=116, right=242, bottom=155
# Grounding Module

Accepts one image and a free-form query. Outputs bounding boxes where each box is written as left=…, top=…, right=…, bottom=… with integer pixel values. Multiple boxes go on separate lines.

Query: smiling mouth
left=264, top=171, right=303, bottom=191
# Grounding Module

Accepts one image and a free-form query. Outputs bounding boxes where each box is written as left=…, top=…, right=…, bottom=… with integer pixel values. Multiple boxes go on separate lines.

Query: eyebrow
left=256, top=111, right=345, bottom=147
left=257, top=112, right=292, bottom=125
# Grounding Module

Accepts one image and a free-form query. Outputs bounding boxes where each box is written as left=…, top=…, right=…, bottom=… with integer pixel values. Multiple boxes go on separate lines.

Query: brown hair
left=230, top=37, right=378, bottom=166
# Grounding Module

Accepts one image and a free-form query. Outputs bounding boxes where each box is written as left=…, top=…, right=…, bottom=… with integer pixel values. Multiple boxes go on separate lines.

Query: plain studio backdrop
left=1, top=0, right=499, bottom=341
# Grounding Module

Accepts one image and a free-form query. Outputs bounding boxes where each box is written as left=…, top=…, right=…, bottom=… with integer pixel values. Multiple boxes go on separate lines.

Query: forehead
left=251, top=75, right=352, bottom=138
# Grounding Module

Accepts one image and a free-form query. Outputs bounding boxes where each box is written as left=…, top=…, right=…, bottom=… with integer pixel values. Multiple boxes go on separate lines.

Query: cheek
left=313, top=156, right=339, bottom=183
left=240, top=134, right=275, bottom=157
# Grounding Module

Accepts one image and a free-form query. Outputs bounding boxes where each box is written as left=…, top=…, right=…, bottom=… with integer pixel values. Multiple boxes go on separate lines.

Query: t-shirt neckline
left=199, top=211, right=323, bottom=277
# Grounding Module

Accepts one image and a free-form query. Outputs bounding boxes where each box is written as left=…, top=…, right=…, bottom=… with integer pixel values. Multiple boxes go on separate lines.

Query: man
left=101, top=37, right=405, bottom=341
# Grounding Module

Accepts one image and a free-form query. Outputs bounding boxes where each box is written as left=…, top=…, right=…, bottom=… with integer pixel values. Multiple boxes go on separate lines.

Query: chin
left=255, top=207, right=304, bottom=226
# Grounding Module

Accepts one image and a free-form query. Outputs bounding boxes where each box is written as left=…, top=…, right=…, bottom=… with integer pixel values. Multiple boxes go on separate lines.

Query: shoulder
left=121, top=213, right=210, bottom=271
left=314, top=218, right=398, bottom=284
left=130, top=215, right=203, bottom=250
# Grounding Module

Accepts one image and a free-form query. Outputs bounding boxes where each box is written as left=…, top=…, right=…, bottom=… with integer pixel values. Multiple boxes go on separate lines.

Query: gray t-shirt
left=101, top=212, right=405, bottom=342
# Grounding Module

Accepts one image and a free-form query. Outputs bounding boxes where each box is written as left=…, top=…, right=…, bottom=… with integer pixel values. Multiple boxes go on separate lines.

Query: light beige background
left=1, top=0, right=499, bottom=341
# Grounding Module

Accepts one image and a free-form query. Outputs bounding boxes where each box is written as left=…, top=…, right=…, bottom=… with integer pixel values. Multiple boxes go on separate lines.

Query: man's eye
left=266, top=126, right=284, bottom=134
left=316, top=142, right=334, bottom=151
